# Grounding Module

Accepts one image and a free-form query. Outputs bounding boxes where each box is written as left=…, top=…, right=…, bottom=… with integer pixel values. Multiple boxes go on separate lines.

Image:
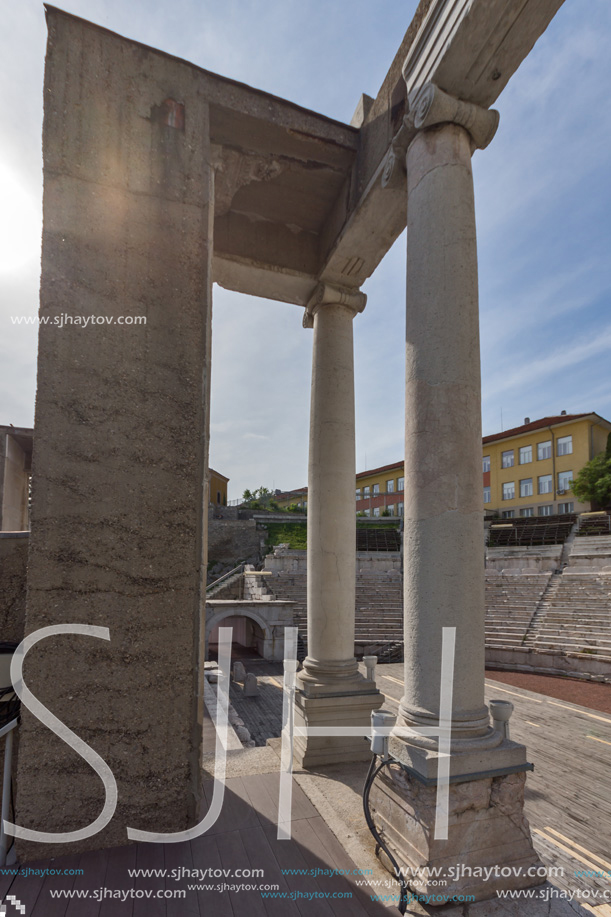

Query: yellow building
left=209, top=468, right=229, bottom=508
left=482, top=412, right=611, bottom=518
left=354, top=462, right=404, bottom=516
left=276, top=411, right=611, bottom=519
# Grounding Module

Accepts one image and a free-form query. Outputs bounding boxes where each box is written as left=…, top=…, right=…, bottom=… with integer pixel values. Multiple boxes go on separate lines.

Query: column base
left=368, top=755, right=544, bottom=905
left=388, top=732, right=528, bottom=781
left=292, top=684, right=383, bottom=768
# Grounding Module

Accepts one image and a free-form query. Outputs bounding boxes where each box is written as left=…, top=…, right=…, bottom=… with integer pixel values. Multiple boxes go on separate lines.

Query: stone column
left=293, top=283, right=382, bottom=767
left=369, top=84, right=543, bottom=904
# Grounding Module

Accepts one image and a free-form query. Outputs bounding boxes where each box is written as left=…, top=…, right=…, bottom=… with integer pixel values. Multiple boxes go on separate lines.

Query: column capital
left=303, top=282, right=366, bottom=329
left=407, top=82, right=499, bottom=150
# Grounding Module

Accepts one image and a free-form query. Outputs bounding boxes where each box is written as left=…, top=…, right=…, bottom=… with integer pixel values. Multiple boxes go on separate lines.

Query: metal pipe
left=0, top=718, right=18, bottom=866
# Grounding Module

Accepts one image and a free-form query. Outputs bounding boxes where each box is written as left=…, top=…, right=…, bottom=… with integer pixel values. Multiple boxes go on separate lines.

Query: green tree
left=571, top=452, right=611, bottom=509
left=241, top=486, right=277, bottom=510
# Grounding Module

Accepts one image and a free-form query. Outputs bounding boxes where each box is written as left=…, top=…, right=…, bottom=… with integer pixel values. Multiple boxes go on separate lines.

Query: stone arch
left=206, top=606, right=272, bottom=653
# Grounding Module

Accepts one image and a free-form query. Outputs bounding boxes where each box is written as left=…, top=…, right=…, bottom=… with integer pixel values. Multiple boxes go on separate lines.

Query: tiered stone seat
left=262, top=563, right=403, bottom=652
left=354, top=570, right=403, bottom=646
left=570, top=534, right=611, bottom=565
left=526, top=572, right=611, bottom=661
left=356, top=528, right=401, bottom=552
left=488, top=515, right=575, bottom=548
left=263, top=556, right=610, bottom=669
left=484, top=572, right=551, bottom=649
left=576, top=513, right=611, bottom=537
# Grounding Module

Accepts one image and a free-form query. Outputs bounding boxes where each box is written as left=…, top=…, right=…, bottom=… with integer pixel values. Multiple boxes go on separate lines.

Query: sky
left=1, top=1, right=610, bottom=501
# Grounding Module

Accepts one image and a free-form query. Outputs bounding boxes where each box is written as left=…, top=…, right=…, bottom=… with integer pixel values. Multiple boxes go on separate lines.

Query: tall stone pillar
left=369, top=85, right=543, bottom=903
left=15, top=10, right=213, bottom=860
left=293, top=283, right=382, bottom=767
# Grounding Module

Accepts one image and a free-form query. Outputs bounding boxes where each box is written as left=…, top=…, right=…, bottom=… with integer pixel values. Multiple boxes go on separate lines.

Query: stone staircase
left=522, top=572, right=611, bottom=662
left=484, top=572, right=551, bottom=649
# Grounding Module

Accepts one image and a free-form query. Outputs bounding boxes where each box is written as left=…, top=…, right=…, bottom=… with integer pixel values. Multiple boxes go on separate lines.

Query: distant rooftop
left=482, top=412, right=610, bottom=445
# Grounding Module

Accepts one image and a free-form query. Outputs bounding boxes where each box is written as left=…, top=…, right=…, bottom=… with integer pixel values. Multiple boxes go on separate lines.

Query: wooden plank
left=201, top=777, right=260, bottom=836
left=163, top=841, right=199, bottom=917
left=238, top=824, right=300, bottom=917
left=215, top=830, right=268, bottom=917
left=239, top=773, right=280, bottom=827
left=66, top=847, right=109, bottom=917
left=98, top=844, right=137, bottom=917
left=287, top=817, right=371, bottom=917
left=33, top=853, right=82, bottom=917
left=189, top=834, right=234, bottom=917
left=133, top=843, right=166, bottom=917
left=306, top=817, right=390, bottom=917
left=260, top=824, right=336, bottom=917
left=3, top=858, right=48, bottom=917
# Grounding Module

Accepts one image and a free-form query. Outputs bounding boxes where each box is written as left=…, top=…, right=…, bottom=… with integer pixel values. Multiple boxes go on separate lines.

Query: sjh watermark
left=5, top=624, right=458, bottom=845
left=10, top=314, right=146, bottom=328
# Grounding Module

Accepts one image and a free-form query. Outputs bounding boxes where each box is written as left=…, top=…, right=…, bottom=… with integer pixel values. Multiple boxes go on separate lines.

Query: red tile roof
left=356, top=460, right=403, bottom=480
left=482, top=414, right=592, bottom=445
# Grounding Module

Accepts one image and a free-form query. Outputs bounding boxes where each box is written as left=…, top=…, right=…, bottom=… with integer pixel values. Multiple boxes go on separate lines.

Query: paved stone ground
left=486, top=668, right=611, bottom=714
left=229, top=661, right=284, bottom=746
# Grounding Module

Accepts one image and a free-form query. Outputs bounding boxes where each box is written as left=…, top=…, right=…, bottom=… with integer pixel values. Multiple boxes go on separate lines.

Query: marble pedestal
left=292, top=681, right=383, bottom=768
left=369, top=763, right=545, bottom=905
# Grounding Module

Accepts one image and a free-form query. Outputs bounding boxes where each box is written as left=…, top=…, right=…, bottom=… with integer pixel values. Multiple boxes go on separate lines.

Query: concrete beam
left=321, top=0, right=566, bottom=290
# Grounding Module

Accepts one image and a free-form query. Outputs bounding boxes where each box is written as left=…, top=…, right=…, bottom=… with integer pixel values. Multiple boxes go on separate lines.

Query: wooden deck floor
left=3, top=675, right=611, bottom=914
left=0, top=773, right=390, bottom=916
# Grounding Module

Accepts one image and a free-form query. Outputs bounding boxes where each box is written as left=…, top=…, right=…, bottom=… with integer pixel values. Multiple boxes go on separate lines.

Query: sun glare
left=0, top=162, right=41, bottom=274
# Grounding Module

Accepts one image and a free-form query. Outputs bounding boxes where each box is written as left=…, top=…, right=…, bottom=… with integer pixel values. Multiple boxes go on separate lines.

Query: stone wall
left=16, top=9, right=214, bottom=859
left=0, top=534, right=28, bottom=644
left=486, top=646, right=611, bottom=684
left=264, top=548, right=402, bottom=576
left=486, top=545, right=562, bottom=573
left=207, top=519, right=262, bottom=569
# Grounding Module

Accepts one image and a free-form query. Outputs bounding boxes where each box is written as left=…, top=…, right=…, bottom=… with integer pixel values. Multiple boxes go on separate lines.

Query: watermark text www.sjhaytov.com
left=11, top=314, right=146, bottom=328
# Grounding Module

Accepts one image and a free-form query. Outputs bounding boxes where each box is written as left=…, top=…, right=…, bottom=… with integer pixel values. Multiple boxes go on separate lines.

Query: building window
left=483, top=486, right=491, bottom=504
left=557, top=435, right=573, bottom=456
left=519, top=445, right=532, bottom=464
left=363, top=508, right=370, bottom=517
left=356, top=489, right=361, bottom=501
left=217, top=491, right=221, bottom=504
left=387, top=505, right=394, bottom=516
left=397, top=476, right=404, bottom=492
left=373, top=506, right=380, bottom=517
left=397, top=502, right=404, bottom=516
left=520, top=507, right=534, bottom=517
left=538, top=505, right=553, bottom=516
left=538, top=474, right=552, bottom=494
left=483, top=455, right=490, bottom=473
left=558, top=502, right=574, bottom=514
left=502, top=510, right=515, bottom=518
left=558, top=470, right=573, bottom=493
left=372, top=483, right=380, bottom=495
left=363, top=486, right=370, bottom=497
left=501, top=450, right=514, bottom=468
left=386, top=479, right=395, bottom=493
left=537, top=440, right=552, bottom=460
left=519, top=478, right=533, bottom=497
left=502, top=481, right=515, bottom=501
